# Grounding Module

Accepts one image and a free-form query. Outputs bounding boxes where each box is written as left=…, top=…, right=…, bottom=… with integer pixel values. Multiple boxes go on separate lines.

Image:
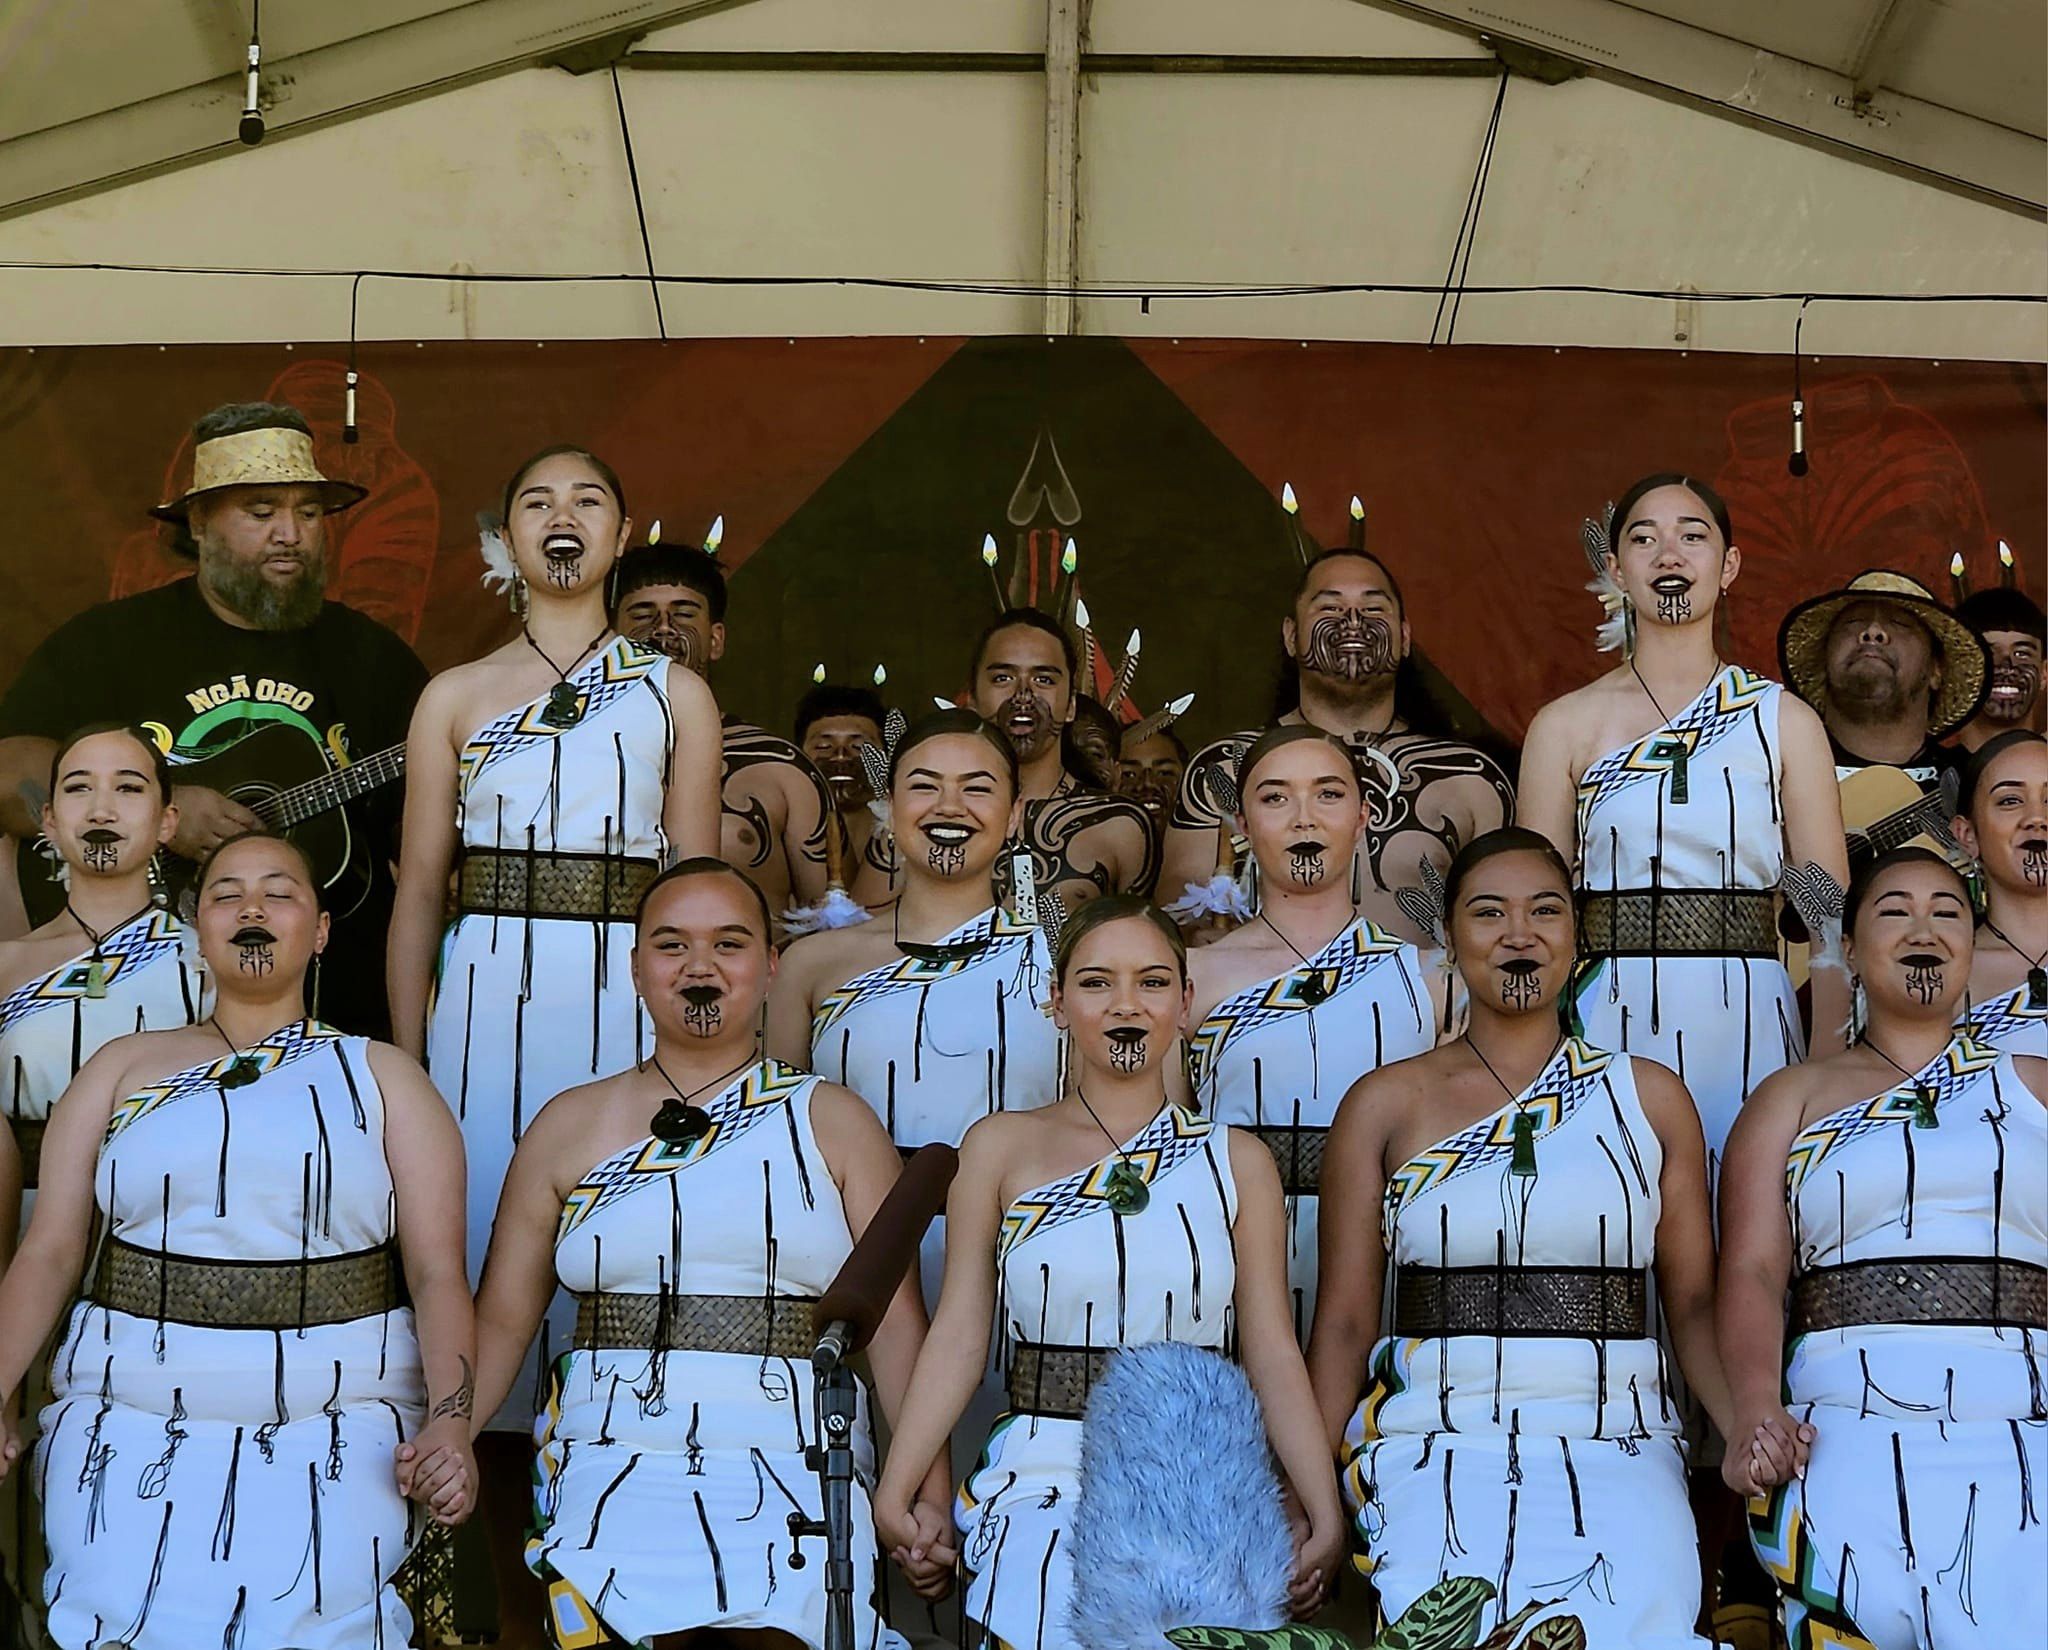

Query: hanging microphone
left=1787, top=396, right=1808, bottom=477
left=811, top=1143, right=958, bottom=1371
left=239, top=12, right=264, bottom=146
left=343, top=369, right=359, bottom=444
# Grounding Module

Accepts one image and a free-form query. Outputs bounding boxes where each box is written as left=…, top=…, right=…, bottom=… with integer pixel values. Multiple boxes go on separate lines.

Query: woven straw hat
left=151, top=411, right=365, bottom=523
left=1777, top=568, right=1989, bottom=739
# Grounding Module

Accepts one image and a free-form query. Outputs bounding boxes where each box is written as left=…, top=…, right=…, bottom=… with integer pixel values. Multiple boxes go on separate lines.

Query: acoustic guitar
left=20, top=723, right=406, bottom=925
left=1782, top=763, right=1960, bottom=988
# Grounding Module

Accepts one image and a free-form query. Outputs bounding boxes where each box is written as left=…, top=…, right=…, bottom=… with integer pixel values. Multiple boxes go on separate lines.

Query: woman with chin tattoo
left=1719, top=847, right=2047, bottom=1649
left=0, top=831, right=477, bottom=1649
left=1184, top=726, right=1445, bottom=1341
left=0, top=725, right=210, bottom=1633
left=1310, top=828, right=1740, bottom=1646
left=1953, top=730, right=2047, bottom=1057
left=874, top=895, right=1346, bottom=1648
left=472, top=859, right=946, bottom=1649
left=1520, top=473, right=1849, bottom=1179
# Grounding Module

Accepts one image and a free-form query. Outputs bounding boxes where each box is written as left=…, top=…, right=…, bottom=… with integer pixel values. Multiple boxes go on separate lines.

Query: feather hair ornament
left=859, top=709, right=909, bottom=834
left=1121, top=693, right=1195, bottom=755
left=476, top=510, right=518, bottom=593
left=1782, top=860, right=1849, bottom=988
left=782, top=887, right=872, bottom=936
left=1582, top=502, right=1633, bottom=655
left=1394, top=854, right=1450, bottom=949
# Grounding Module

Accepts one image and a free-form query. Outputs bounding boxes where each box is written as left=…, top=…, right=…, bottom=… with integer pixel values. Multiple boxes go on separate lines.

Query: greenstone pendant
left=83, top=959, right=107, bottom=1000
left=2028, top=966, right=2045, bottom=1011
left=542, top=682, right=583, bottom=728
left=1509, top=1111, right=1539, bottom=1177
left=1648, top=736, right=1689, bottom=804
left=220, top=1056, right=262, bottom=1090
left=1104, top=1159, right=1151, bottom=1215
left=1911, top=1083, right=1939, bottom=1130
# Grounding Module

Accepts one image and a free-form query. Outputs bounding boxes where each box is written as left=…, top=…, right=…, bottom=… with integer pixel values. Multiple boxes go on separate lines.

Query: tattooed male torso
left=995, top=790, right=1161, bottom=915
left=719, top=718, right=834, bottom=924
left=1172, top=724, right=1515, bottom=904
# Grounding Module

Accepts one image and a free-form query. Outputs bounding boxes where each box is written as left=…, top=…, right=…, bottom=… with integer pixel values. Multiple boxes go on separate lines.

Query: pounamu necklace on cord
left=1862, top=1035, right=1942, bottom=1130
left=1467, top=1033, right=1564, bottom=1178
left=66, top=898, right=153, bottom=1000
left=209, top=1017, right=267, bottom=1089
left=1630, top=658, right=1714, bottom=806
left=1981, top=918, right=2048, bottom=1011
left=647, top=1050, right=756, bottom=1147
left=1256, top=907, right=1354, bottom=1006
left=1075, top=1086, right=1159, bottom=1215
left=525, top=626, right=609, bottom=729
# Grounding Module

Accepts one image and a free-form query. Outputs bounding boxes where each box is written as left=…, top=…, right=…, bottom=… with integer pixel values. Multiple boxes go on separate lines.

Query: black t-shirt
left=0, top=577, right=428, bottom=1037
left=1828, top=732, right=1963, bottom=795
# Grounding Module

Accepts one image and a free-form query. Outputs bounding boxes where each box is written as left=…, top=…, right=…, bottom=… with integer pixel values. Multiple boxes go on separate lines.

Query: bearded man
left=1159, top=547, right=1514, bottom=939
left=610, top=541, right=837, bottom=929
left=0, top=401, right=426, bottom=1035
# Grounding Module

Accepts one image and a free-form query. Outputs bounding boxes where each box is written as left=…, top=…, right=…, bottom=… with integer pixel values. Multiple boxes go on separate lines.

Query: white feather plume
left=476, top=512, right=518, bottom=594
left=1166, top=873, right=1253, bottom=924
left=782, top=887, right=873, bottom=935
left=1582, top=504, right=1632, bottom=655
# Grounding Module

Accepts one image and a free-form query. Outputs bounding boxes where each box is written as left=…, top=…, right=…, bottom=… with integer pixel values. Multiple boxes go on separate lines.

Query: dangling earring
left=1054, top=1023, right=1072, bottom=1102
left=1849, top=975, right=1867, bottom=1042
left=147, top=849, right=169, bottom=908
left=510, top=574, right=531, bottom=622
left=604, top=560, right=622, bottom=620
left=308, top=951, right=323, bottom=1022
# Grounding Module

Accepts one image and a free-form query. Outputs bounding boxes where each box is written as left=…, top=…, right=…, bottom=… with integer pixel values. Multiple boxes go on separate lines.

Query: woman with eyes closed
left=1951, top=730, right=2047, bottom=1057
left=873, top=896, right=1346, bottom=1649
left=471, top=859, right=947, bottom=1650
left=0, top=725, right=208, bottom=1637
left=1310, top=828, right=1742, bottom=1647
left=0, top=832, right=475, bottom=1650
left=1183, top=726, right=1445, bottom=1342
left=1519, top=473, right=1849, bottom=1180
left=1719, top=847, right=2046, bottom=1649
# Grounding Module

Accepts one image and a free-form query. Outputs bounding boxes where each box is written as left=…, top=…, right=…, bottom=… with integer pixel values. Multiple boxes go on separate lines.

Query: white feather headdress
left=476, top=511, right=518, bottom=594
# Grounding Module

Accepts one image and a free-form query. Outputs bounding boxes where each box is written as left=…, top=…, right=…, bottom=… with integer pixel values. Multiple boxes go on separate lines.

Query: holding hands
left=1724, top=1404, right=1815, bottom=1497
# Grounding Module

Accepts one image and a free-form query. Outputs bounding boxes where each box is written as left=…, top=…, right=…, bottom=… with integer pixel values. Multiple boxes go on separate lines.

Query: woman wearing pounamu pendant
left=1183, top=725, right=1445, bottom=1342
left=0, top=832, right=476, bottom=1650
left=1952, top=729, right=2047, bottom=1056
left=873, top=895, right=1345, bottom=1650
left=1720, top=846, right=2047, bottom=1649
left=1519, top=473, right=1849, bottom=1177
left=0, top=726, right=208, bottom=1639
left=472, top=859, right=946, bottom=1649
left=1312, top=828, right=1741, bottom=1647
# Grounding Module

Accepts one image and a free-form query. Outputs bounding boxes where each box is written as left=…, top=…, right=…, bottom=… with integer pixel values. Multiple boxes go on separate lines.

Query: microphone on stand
left=812, top=1143, right=957, bottom=1371
left=238, top=10, right=265, bottom=146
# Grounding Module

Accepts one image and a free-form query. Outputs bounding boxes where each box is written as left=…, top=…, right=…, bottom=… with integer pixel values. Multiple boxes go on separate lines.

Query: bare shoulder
left=663, top=658, right=720, bottom=718
left=958, top=1108, right=1037, bottom=1173
left=781, top=922, right=889, bottom=990
left=1774, top=687, right=1830, bottom=744
left=2012, top=1054, right=2048, bottom=1106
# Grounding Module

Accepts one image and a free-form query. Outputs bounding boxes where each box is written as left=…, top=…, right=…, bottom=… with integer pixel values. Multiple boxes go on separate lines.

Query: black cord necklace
left=646, top=1050, right=757, bottom=1147
left=1627, top=657, right=1717, bottom=806
left=209, top=1016, right=270, bottom=1089
left=1075, top=1085, right=1162, bottom=1215
left=1860, top=1034, right=1943, bottom=1130
left=892, top=897, right=993, bottom=965
left=524, top=626, right=610, bottom=728
left=1255, top=905, right=1354, bottom=1006
left=1465, top=1033, right=1564, bottom=1178
left=65, top=897, right=153, bottom=1000
left=1980, top=917, right=2048, bottom=1011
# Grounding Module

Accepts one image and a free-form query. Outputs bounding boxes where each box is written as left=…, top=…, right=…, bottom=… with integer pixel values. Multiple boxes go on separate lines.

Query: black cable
left=610, top=65, right=667, bottom=340
left=1433, top=69, right=1510, bottom=348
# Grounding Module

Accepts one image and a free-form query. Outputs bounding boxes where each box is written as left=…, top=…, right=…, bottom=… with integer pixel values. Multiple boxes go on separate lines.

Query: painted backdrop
left=0, top=337, right=2039, bottom=748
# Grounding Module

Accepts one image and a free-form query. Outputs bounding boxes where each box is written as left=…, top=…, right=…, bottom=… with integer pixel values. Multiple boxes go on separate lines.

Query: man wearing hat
left=1778, top=568, right=1990, bottom=792
left=1954, top=583, right=2046, bottom=752
left=0, top=401, right=426, bottom=1036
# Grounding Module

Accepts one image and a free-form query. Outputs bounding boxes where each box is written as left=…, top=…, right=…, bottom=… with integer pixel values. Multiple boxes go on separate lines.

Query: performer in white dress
left=0, top=833, right=475, bottom=1650
left=390, top=445, right=721, bottom=1441
left=1520, top=473, right=1849, bottom=1171
left=1312, top=829, right=1746, bottom=1648
left=0, top=726, right=206, bottom=1639
left=873, top=897, right=1345, bottom=1650
left=1185, top=726, right=1444, bottom=1339
left=1721, top=846, right=2047, bottom=1649
left=1952, top=730, right=2047, bottom=1057
left=472, top=859, right=948, bottom=1649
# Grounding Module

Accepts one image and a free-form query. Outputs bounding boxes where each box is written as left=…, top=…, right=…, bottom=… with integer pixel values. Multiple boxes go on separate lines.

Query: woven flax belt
left=1253, top=1125, right=1327, bottom=1195
left=574, top=1292, right=820, bottom=1359
left=1394, top=1265, right=1648, bottom=1340
left=1791, top=1257, right=2047, bottom=1337
left=13, top=1117, right=42, bottom=1190
left=457, top=849, right=659, bottom=921
left=1579, top=889, right=1777, bottom=959
left=92, top=1236, right=405, bottom=1330
left=1007, top=1341, right=1113, bottom=1420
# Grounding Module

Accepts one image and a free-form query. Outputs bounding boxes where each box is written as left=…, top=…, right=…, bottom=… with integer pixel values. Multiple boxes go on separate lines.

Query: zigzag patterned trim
left=1784, top=1034, right=2003, bottom=1194
left=811, top=907, right=1043, bottom=1037
left=1383, top=1038, right=1614, bottom=1223
left=0, top=909, right=187, bottom=1031
left=999, top=1105, right=1212, bottom=1256
left=105, top=1019, right=343, bottom=1143
left=1961, top=982, right=2048, bottom=1053
left=556, top=1059, right=814, bottom=1238
left=1574, top=664, right=1776, bottom=834
left=1185, top=921, right=1411, bottom=1092
left=458, top=636, right=664, bottom=795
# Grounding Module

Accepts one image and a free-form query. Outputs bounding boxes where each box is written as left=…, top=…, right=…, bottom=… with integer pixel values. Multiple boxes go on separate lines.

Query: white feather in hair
left=1583, top=504, right=1632, bottom=655
left=476, top=511, right=519, bottom=593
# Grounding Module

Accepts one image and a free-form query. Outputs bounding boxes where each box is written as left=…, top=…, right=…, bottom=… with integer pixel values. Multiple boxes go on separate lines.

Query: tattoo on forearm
left=429, top=1355, right=475, bottom=1422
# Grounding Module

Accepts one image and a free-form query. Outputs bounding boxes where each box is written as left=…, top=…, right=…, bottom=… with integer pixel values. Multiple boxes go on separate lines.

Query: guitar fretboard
left=257, top=744, right=407, bottom=830
left=1854, top=793, right=1950, bottom=861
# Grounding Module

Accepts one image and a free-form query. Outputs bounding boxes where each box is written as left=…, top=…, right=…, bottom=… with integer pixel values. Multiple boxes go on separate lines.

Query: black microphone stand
left=788, top=1322, right=860, bottom=1650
